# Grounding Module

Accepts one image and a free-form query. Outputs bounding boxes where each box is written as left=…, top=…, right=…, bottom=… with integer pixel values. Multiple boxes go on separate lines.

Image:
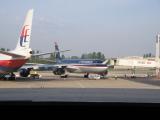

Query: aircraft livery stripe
left=72, top=65, right=107, bottom=67
left=0, top=59, right=28, bottom=68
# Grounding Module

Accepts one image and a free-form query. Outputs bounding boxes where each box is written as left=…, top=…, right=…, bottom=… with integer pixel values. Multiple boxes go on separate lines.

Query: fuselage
left=53, top=59, right=108, bottom=75
left=66, top=64, right=108, bottom=74
left=53, top=42, right=108, bottom=76
left=57, top=59, right=103, bottom=64
left=0, top=54, right=28, bottom=74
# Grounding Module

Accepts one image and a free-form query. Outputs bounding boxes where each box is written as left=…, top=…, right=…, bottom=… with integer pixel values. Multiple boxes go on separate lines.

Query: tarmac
left=0, top=71, right=160, bottom=103
left=0, top=71, right=159, bottom=89
left=0, top=77, right=160, bottom=89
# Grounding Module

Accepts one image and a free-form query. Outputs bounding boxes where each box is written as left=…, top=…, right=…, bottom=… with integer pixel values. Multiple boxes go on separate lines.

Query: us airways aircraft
left=0, top=9, right=34, bottom=79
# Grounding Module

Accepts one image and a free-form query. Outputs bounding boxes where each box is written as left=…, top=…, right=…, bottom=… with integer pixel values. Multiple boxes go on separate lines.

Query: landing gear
left=60, top=74, right=68, bottom=78
left=2, top=73, right=16, bottom=80
left=0, top=74, right=5, bottom=80
left=84, top=73, right=89, bottom=78
left=10, top=73, right=16, bottom=80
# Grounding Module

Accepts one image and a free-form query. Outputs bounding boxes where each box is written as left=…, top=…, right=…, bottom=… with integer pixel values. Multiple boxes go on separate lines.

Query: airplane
left=51, top=42, right=111, bottom=79
left=0, top=9, right=34, bottom=79
left=114, top=56, right=157, bottom=69
left=24, top=42, right=110, bottom=79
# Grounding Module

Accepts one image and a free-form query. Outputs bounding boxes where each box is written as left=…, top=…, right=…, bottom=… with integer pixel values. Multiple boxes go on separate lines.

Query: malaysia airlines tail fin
left=13, top=9, right=34, bottom=57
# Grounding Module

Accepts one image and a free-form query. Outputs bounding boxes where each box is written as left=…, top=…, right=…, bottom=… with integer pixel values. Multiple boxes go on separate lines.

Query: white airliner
left=115, top=57, right=157, bottom=68
left=0, top=9, right=34, bottom=79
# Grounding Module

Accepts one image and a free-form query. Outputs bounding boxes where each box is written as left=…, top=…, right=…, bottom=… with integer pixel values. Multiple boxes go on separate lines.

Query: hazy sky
left=0, top=0, right=160, bottom=58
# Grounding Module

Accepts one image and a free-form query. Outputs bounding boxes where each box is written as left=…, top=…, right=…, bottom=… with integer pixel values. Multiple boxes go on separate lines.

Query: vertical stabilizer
left=15, top=9, right=34, bottom=51
left=54, top=42, right=62, bottom=63
left=156, top=34, right=160, bottom=77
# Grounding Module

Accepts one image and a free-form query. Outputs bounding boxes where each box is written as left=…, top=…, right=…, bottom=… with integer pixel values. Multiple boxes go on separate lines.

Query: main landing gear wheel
left=60, top=75, right=68, bottom=78
left=84, top=73, right=89, bottom=78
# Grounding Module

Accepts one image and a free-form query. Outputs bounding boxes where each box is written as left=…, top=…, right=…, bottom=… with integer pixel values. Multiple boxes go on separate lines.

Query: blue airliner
left=52, top=42, right=110, bottom=79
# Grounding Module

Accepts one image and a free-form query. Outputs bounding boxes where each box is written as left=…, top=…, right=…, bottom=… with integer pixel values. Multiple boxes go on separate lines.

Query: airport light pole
left=156, top=34, right=160, bottom=78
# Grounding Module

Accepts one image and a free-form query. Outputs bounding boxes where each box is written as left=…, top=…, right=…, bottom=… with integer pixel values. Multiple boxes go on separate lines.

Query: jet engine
left=52, top=67, right=65, bottom=75
left=19, top=68, right=33, bottom=77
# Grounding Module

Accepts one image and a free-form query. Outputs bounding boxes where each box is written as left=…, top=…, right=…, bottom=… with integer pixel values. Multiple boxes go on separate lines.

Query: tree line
left=143, top=53, right=154, bottom=58
left=29, top=51, right=106, bottom=63
left=0, top=48, right=155, bottom=59
left=0, top=48, right=10, bottom=51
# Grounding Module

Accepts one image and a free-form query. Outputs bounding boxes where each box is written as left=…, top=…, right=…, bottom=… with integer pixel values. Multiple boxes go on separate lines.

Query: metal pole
left=156, top=34, right=160, bottom=78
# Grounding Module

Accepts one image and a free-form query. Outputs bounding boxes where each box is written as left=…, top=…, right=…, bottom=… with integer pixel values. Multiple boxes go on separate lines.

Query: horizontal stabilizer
left=32, top=52, right=53, bottom=56
left=59, top=50, right=71, bottom=53
left=32, top=50, right=71, bottom=56
left=0, top=50, right=25, bottom=58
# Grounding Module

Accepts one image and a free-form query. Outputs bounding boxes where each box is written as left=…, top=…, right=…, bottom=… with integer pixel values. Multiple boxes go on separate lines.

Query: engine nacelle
left=52, top=67, right=65, bottom=75
left=19, top=68, right=33, bottom=77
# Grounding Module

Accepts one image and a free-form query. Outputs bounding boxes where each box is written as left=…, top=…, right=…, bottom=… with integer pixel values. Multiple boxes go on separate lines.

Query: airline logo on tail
left=20, top=25, right=30, bottom=47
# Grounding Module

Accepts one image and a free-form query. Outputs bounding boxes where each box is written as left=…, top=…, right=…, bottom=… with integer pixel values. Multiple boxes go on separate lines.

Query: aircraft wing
left=32, top=52, right=53, bottom=56
left=59, top=50, right=71, bottom=53
left=32, top=50, right=71, bottom=56
left=0, top=50, right=25, bottom=58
